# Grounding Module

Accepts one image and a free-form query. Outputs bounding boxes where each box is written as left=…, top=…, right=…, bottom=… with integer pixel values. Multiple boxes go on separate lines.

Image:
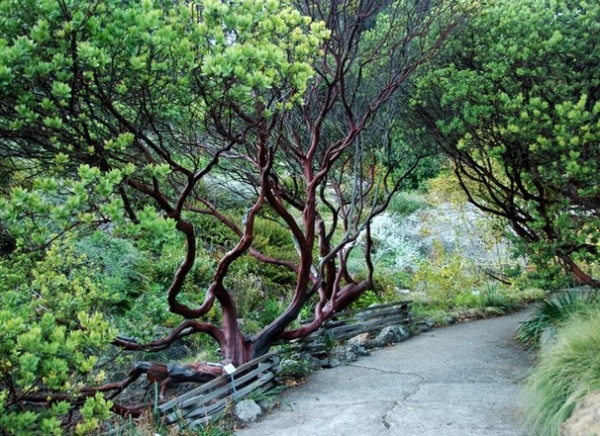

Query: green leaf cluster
left=0, top=240, right=116, bottom=435
left=0, top=164, right=135, bottom=247
left=0, top=0, right=326, bottom=176
left=409, top=0, right=600, bottom=285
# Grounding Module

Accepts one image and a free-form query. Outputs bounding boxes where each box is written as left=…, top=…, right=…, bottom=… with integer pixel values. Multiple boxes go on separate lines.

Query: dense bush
left=0, top=240, right=116, bottom=435
left=76, top=232, right=151, bottom=312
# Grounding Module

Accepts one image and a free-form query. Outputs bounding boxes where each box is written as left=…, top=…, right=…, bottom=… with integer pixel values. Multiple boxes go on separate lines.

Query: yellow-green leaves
left=0, top=245, right=116, bottom=434
left=0, top=64, right=13, bottom=86
left=195, top=0, right=327, bottom=112
left=76, top=393, right=113, bottom=436
left=0, top=163, right=138, bottom=248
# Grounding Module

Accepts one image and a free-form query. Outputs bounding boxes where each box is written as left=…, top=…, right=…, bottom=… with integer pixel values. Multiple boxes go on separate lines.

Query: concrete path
left=235, top=308, right=535, bottom=436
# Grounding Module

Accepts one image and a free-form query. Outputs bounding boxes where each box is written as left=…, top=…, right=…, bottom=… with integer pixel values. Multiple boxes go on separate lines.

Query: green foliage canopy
left=0, top=0, right=327, bottom=432
left=409, top=0, right=600, bottom=286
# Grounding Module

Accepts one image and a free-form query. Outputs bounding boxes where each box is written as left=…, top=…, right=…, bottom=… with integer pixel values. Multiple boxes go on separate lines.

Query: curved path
left=235, top=308, right=535, bottom=436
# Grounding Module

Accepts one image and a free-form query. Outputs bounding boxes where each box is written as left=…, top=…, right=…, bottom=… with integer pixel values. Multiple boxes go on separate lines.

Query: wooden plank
left=330, top=310, right=409, bottom=327
left=333, top=300, right=411, bottom=317
left=301, top=300, right=410, bottom=324
left=352, top=306, right=410, bottom=320
left=159, top=352, right=277, bottom=413
left=160, top=354, right=274, bottom=411
left=183, top=380, right=278, bottom=429
left=164, top=364, right=277, bottom=422
left=179, top=360, right=277, bottom=410
left=164, top=371, right=276, bottom=423
left=182, top=371, right=276, bottom=422
left=162, top=358, right=279, bottom=423
left=299, top=315, right=409, bottom=348
left=302, top=302, right=410, bottom=336
left=322, top=314, right=407, bottom=337
left=175, top=372, right=276, bottom=425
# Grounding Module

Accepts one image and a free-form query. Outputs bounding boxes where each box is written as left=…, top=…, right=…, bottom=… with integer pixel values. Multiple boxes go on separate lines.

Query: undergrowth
left=516, top=290, right=598, bottom=347
left=525, top=304, right=600, bottom=435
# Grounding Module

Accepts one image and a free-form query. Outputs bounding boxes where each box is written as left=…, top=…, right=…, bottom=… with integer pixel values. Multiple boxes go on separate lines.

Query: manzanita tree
left=408, top=0, right=600, bottom=287
left=0, top=0, right=464, bottom=428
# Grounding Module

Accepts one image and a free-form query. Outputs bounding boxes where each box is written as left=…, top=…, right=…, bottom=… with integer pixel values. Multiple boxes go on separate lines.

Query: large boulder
left=235, top=399, right=262, bottom=423
left=560, top=390, right=600, bottom=436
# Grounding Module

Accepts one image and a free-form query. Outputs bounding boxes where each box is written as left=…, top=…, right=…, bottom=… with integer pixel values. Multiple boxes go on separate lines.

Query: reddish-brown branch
left=559, top=255, right=600, bottom=288
left=18, top=360, right=224, bottom=416
left=112, top=320, right=224, bottom=352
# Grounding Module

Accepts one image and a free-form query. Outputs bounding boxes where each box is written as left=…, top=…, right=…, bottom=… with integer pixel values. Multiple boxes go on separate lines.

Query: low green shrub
left=410, top=244, right=489, bottom=308
left=76, top=231, right=151, bottom=312
left=0, top=241, right=116, bottom=435
left=278, top=358, right=311, bottom=379
left=388, top=192, right=426, bottom=217
left=525, top=304, right=600, bottom=435
left=516, top=291, right=597, bottom=347
left=478, top=283, right=509, bottom=311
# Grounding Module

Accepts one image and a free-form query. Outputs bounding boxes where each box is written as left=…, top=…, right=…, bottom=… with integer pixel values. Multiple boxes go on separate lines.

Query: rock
left=394, top=287, right=411, bottom=296
left=417, top=319, right=435, bottom=333
left=540, top=325, right=558, bottom=349
left=297, top=352, right=322, bottom=371
left=348, top=333, right=371, bottom=348
left=235, top=399, right=262, bottom=423
left=257, top=396, right=279, bottom=413
left=372, top=325, right=410, bottom=347
left=560, top=390, right=600, bottom=436
left=327, top=346, right=357, bottom=367
left=346, top=343, right=369, bottom=357
left=445, top=315, right=457, bottom=324
left=162, top=344, right=191, bottom=361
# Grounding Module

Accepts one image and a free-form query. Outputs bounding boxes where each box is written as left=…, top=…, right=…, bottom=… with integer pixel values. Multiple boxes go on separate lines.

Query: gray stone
left=394, top=287, right=411, bottom=296
left=346, top=343, right=369, bottom=357
left=327, top=346, right=357, bottom=367
left=235, top=399, right=262, bottom=423
left=561, top=390, right=600, bottom=436
left=162, top=344, right=191, bottom=361
left=258, top=397, right=279, bottom=413
left=416, top=320, right=434, bottom=333
left=372, top=325, right=410, bottom=347
left=347, top=333, right=371, bottom=348
left=297, top=352, right=322, bottom=371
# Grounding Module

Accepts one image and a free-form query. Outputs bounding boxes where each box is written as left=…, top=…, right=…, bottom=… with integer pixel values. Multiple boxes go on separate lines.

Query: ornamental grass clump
left=525, top=304, right=600, bottom=435
left=516, top=291, right=595, bottom=347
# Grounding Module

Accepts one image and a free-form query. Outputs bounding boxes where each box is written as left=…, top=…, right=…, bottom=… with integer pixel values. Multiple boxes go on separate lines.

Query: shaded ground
left=235, top=308, right=535, bottom=436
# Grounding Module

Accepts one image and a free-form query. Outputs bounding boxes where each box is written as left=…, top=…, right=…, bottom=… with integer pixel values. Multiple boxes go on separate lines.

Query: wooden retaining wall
left=296, top=300, right=411, bottom=354
left=157, top=300, right=411, bottom=429
left=158, top=352, right=279, bottom=429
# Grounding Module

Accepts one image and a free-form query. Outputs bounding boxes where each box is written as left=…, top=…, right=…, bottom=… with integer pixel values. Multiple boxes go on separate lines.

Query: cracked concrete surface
left=235, top=308, right=535, bottom=436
